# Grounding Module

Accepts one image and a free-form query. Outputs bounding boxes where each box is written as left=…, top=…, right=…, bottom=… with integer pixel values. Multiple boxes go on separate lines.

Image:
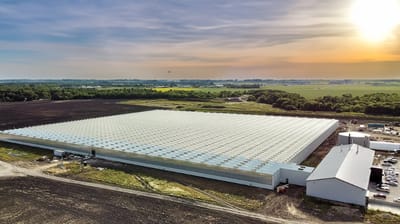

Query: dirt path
left=0, top=161, right=25, bottom=178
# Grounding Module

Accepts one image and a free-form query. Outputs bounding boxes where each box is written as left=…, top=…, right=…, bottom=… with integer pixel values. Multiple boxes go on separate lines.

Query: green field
left=152, top=84, right=400, bottom=100
left=99, top=84, right=400, bottom=100
left=261, top=84, right=400, bottom=99
left=152, top=87, right=257, bottom=93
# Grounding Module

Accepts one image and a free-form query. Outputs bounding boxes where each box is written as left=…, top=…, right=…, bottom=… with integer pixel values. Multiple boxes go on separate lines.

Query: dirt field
left=0, top=176, right=267, bottom=224
left=0, top=100, right=157, bottom=130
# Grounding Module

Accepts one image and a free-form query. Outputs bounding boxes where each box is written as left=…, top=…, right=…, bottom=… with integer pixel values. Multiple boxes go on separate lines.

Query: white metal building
left=306, top=144, right=374, bottom=206
left=370, top=141, right=400, bottom=152
left=337, top=132, right=370, bottom=147
left=0, top=110, right=338, bottom=189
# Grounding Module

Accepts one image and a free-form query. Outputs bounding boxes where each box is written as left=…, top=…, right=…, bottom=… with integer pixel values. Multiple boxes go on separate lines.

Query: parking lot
left=368, top=154, right=400, bottom=213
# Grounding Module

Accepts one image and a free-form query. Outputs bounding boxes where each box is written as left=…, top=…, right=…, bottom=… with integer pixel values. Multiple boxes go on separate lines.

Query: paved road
left=0, top=161, right=297, bottom=224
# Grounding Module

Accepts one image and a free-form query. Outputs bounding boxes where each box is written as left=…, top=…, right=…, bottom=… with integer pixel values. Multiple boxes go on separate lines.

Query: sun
left=351, top=0, right=400, bottom=42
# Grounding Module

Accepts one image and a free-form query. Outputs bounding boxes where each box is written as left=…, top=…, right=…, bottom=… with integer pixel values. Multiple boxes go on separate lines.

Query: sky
left=0, top=0, right=400, bottom=79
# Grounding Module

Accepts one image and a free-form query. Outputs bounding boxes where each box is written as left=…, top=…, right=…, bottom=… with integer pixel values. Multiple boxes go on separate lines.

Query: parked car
left=390, top=158, right=398, bottom=164
left=394, top=197, right=400, bottom=203
left=388, top=181, right=398, bottom=186
left=382, top=163, right=392, bottom=167
left=373, top=193, right=387, bottom=199
left=377, top=187, right=390, bottom=193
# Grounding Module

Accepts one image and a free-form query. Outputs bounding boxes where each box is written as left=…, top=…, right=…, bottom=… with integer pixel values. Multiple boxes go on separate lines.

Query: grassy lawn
left=261, top=84, right=400, bottom=99
left=0, top=142, right=51, bottom=162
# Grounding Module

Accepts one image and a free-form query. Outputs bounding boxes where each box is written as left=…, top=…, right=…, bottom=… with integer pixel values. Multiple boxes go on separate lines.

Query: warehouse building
left=0, top=110, right=338, bottom=189
left=306, top=144, right=374, bottom=206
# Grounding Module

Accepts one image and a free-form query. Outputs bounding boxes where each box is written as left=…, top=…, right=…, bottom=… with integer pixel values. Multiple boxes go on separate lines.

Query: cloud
left=0, top=0, right=398, bottom=79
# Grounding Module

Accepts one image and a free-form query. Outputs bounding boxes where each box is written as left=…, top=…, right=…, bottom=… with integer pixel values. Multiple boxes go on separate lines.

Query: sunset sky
left=0, top=0, right=400, bottom=79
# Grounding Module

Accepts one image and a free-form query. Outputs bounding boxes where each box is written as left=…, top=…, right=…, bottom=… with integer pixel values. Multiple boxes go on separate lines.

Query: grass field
left=261, top=84, right=400, bottom=99
left=100, top=84, right=400, bottom=100
left=0, top=142, right=51, bottom=162
left=152, top=87, right=257, bottom=93
left=153, top=87, right=196, bottom=92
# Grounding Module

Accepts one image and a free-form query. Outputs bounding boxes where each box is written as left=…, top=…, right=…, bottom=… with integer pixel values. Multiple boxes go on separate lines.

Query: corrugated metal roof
left=1, top=110, right=337, bottom=175
left=307, top=144, right=374, bottom=190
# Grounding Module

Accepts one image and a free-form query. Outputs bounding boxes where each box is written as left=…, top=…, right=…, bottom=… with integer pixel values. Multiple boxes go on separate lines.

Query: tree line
left=248, top=90, right=400, bottom=116
left=0, top=84, right=233, bottom=102
left=1, top=84, right=399, bottom=116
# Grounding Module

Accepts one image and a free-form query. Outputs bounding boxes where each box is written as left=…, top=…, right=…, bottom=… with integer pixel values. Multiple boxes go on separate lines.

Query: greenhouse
left=0, top=110, right=338, bottom=189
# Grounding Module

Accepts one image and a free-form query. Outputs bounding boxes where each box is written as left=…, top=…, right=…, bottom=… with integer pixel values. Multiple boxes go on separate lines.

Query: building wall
left=279, top=167, right=312, bottom=186
left=306, top=178, right=367, bottom=206
left=338, top=135, right=370, bottom=148
left=290, top=121, right=339, bottom=164
left=0, top=136, right=277, bottom=190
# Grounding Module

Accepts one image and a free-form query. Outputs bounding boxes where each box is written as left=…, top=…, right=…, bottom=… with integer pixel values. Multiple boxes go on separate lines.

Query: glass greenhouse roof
left=1, top=110, right=338, bottom=175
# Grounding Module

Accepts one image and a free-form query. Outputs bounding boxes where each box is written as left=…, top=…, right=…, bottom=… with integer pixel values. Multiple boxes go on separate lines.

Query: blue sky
left=0, top=0, right=399, bottom=79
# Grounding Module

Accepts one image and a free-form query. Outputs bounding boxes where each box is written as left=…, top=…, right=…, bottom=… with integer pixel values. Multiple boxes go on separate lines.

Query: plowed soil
left=0, top=177, right=266, bottom=224
left=0, top=100, right=156, bottom=130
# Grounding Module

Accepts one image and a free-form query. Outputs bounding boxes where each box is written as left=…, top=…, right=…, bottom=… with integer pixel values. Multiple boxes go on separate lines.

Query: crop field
left=261, top=84, right=400, bottom=99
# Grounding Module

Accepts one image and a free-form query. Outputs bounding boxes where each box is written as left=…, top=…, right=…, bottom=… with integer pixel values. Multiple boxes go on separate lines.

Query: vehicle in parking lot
left=373, top=193, right=387, bottom=199
left=394, top=197, right=400, bottom=203
left=387, top=181, right=398, bottom=186
left=377, top=187, right=390, bottom=193
left=382, top=162, right=392, bottom=167
left=383, top=157, right=398, bottom=164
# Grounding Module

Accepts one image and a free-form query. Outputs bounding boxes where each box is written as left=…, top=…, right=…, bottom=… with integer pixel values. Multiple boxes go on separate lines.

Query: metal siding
left=279, top=168, right=312, bottom=186
left=289, top=121, right=338, bottom=164
left=306, top=179, right=367, bottom=206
